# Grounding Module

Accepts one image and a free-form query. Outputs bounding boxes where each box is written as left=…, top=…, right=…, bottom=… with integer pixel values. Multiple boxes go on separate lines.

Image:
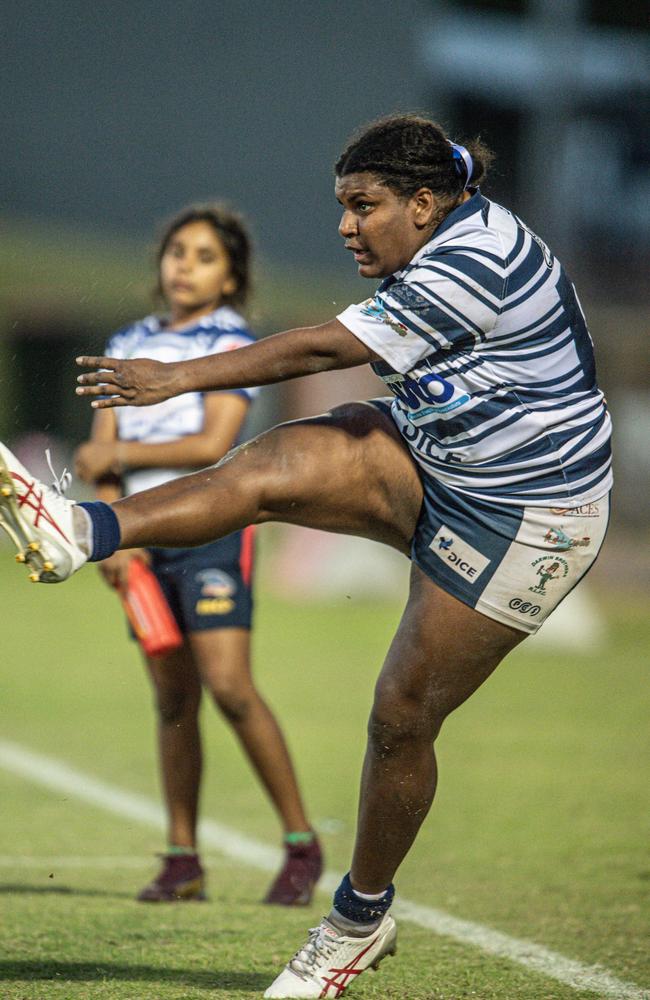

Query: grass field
left=0, top=544, right=648, bottom=1000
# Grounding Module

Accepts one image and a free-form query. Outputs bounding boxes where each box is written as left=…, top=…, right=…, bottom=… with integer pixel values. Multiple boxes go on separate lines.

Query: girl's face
left=160, top=220, right=237, bottom=320
left=335, top=172, right=442, bottom=279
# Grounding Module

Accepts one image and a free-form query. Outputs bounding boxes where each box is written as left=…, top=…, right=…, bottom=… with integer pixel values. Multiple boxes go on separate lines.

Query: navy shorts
left=368, top=397, right=610, bottom=634
left=144, top=528, right=255, bottom=635
left=412, top=473, right=609, bottom=633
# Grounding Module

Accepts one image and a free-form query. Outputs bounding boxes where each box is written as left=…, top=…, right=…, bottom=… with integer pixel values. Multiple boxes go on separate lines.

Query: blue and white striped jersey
left=337, top=192, right=612, bottom=507
left=106, top=305, right=258, bottom=496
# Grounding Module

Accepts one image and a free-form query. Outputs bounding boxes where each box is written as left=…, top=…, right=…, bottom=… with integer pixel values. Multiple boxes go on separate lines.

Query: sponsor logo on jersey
left=430, top=526, right=490, bottom=582
left=360, top=299, right=409, bottom=337
left=549, top=503, right=600, bottom=517
left=543, top=527, right=591, bottom=551
left=528, top=555, right=569, bottom=595
left=380, top=370, right=470, bottom=423
left=508, top=598, right=541, bottom=616
left=509, top=212, right=554, bottom=268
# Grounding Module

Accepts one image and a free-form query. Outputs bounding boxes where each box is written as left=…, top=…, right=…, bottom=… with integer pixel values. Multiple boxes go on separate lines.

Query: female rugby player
left=0, top=115, right=612, bottom=997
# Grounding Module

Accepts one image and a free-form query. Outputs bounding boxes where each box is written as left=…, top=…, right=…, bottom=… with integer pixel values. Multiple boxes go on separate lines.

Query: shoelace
left=289, top=924, right=337, bottom=976
left=45, top=448, right=72, bottom=497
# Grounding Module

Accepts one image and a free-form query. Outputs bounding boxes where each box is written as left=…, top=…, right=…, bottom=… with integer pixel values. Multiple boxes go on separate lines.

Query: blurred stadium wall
left=1, top=0, right=648, bottom=597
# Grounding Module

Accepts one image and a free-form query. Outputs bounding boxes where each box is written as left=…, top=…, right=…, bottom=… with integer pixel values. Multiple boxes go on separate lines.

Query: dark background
left=1, top=0, right=648, bottom=534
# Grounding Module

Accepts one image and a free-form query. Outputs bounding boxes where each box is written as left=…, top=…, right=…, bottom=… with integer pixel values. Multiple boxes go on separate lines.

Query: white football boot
left=264, top=912, right=396, bottom=998
left=0, top=442, right=88, bottom=583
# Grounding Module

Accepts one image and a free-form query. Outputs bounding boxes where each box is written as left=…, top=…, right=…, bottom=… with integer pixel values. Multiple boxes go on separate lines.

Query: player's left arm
left=75, top=320, right=379, bottom=409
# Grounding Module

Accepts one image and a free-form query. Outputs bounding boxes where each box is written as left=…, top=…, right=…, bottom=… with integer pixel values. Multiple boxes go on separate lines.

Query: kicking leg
left=110, top=402, right=423, bottom=554
left=0, top=404, right=422, bottom=581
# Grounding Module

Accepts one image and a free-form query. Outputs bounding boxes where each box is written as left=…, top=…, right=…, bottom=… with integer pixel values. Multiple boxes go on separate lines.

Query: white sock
left=328, top=907, right=380, bottom=937
left=352, top=887, right=388, bottom=901
left=72, top=506, right=93, bottom=557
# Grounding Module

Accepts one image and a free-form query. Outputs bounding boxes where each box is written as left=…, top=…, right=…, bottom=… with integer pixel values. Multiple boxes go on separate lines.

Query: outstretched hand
left=75, top=356, right=183, bottom=408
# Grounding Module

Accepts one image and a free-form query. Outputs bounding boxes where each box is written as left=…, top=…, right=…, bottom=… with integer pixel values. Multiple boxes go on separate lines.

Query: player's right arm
left=75, top=319, right=380, bottom=409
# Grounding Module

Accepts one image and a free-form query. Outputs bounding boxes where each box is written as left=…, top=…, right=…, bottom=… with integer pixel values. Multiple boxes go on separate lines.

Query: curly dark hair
left=155, top=203, right=252, bottom=309
left=335, top=114, right=494, bottom=205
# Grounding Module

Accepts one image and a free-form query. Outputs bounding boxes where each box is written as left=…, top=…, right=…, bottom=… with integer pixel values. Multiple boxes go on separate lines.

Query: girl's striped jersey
left=337, top=192, right=612, bottom=507
left=105, top=306, right=258, bottom=496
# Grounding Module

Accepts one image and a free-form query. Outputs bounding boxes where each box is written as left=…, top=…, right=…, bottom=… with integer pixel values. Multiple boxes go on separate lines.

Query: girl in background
left=74, top=204, right=322, bottom=905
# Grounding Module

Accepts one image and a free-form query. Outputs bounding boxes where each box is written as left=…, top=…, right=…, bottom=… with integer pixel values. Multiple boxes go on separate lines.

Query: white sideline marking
left=0, top=739, right=647, bottom=1000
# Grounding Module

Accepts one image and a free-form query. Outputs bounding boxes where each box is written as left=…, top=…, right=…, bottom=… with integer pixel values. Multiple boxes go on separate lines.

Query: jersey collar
left=391, top=189, right=487, bottom=279
left=152, top=305, right=240, bottom=335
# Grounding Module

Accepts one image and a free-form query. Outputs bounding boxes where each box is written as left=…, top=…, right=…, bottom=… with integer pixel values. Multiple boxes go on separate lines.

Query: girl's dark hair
left=156, top=202, right=252, bottom=309
left=335, top=114, right=494, bottom=203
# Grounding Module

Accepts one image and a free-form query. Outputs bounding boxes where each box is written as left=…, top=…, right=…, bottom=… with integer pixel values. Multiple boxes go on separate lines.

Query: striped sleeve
left=337, top=255, right=504, bottom=375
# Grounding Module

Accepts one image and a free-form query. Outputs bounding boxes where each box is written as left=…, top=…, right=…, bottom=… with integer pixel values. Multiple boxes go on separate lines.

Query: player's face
left=336, top=172, right=439, bottom=278
left=160, top=221, right=237, bottom=320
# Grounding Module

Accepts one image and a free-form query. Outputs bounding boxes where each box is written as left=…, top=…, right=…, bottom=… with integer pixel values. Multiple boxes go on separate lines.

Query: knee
left=219, top=436, right=287, bottom=504
left=210, top=679, right=255, bottom=724
left=155, top=685, right=200, bottom=726
left=367, top=680, right=443, bottom=757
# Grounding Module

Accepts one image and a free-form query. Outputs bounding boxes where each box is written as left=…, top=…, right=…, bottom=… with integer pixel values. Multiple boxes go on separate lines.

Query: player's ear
left=411, top=187, right=437, bottom=229
left=223, top=274, right=238, bottom=297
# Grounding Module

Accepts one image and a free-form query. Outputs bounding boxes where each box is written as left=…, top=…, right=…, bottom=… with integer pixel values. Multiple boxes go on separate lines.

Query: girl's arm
left=77, top=409, right=143, bottom=588
left=74, top=392, right=250, bottom=482
left=76, top=319, right=378, bottom=409
left=82, top=408, right=123, bottom=503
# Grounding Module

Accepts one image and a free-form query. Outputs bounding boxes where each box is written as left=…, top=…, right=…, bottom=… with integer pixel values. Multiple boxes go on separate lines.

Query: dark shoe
left=263, top=837, right=323, bottom=906
left=137, top=853, right=206, bottom=902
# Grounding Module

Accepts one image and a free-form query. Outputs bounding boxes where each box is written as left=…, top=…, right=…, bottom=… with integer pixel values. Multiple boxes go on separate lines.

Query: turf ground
left=0, top=545, right=648, bottom=1000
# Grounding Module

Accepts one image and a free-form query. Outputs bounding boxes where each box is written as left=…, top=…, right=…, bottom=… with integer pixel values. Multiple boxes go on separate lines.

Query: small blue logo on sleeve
left=361, top=299, right=409, bottom=337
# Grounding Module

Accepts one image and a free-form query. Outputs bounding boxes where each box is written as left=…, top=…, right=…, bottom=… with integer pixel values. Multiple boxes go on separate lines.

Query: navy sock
left=77, top=502, right=122, bottom=562
left=333, top=872, right=394, bottom=924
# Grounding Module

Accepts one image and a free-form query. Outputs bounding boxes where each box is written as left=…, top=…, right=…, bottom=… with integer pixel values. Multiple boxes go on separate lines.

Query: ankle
left=328, top=907, right=381, bottom=937
left=76, top=501, right=121, bottom=561
left=72, top=506, right=93, bottom=557
left=284, top=830, right=315, bottom=847
left=330, top=872, right=394, bottom=932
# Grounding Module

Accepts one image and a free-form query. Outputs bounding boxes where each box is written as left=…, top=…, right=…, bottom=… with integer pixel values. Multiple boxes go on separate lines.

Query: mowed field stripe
left=1, top=738, right=647, bottom=1000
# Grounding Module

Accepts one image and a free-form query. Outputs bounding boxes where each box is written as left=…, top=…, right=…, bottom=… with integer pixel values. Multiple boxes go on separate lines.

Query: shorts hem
left=474, top=599, right=540, bottom=634
left=184, top=620, right=252, bottom=634
left=411, top=555, right=538, bottom=635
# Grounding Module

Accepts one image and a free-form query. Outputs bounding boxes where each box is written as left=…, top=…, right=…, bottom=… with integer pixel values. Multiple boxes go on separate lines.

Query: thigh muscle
left=116, top=402, right=422, bottom=554
left=235, top=401, right=423, bottom=554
